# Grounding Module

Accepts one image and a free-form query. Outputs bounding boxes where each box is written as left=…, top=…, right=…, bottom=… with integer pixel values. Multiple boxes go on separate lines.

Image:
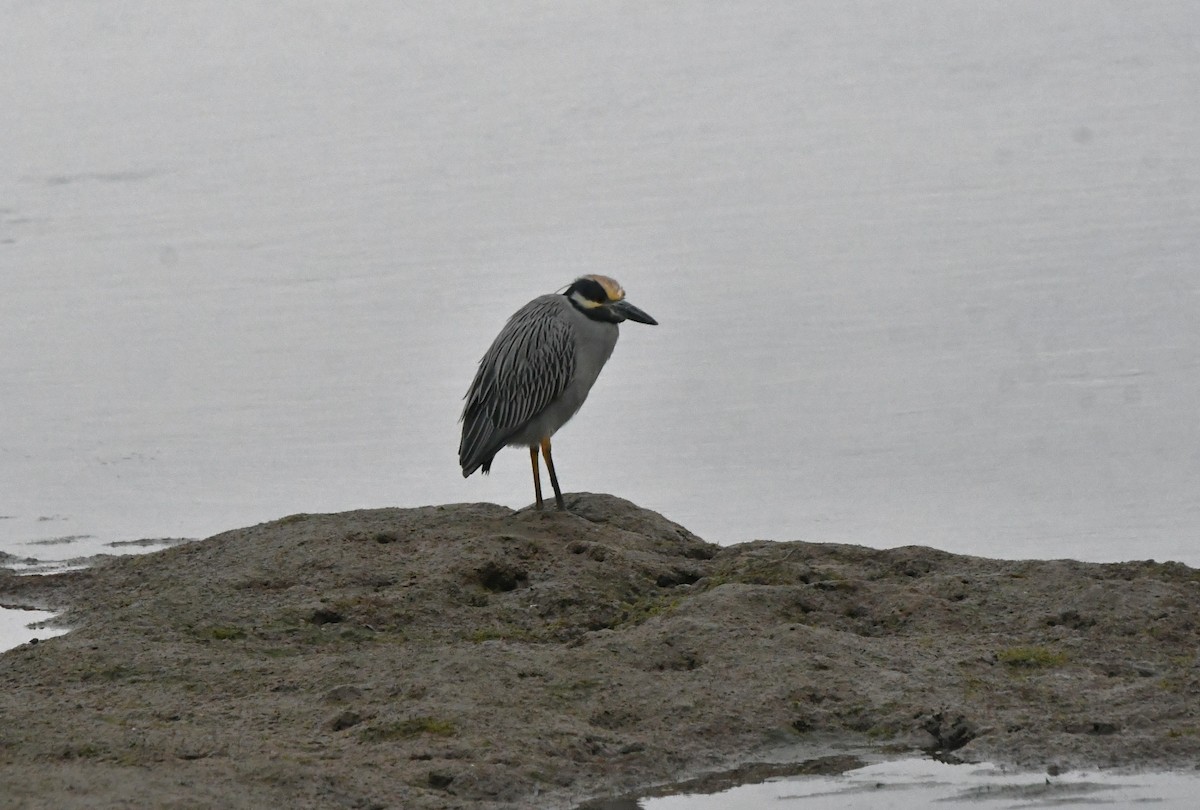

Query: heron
left=458, top=275, right=657, bottom=510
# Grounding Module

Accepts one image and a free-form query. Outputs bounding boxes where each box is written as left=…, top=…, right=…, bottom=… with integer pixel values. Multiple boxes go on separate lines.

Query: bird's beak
left=610, top=299, right=658, bottom=325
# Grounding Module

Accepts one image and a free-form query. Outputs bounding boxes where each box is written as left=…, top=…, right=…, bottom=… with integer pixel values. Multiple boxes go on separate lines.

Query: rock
left=1, top=493, right=1198, bottom=809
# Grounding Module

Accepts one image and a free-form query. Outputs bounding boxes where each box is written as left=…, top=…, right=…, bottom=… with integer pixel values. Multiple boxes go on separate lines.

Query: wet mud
left=2, top=494, right=1198, bottom=809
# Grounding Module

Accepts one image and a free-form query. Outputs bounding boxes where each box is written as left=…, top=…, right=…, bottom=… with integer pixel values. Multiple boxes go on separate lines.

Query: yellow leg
left=540, top=437, right=565, bottom=511
left=529, top=445, right=543, bottom=510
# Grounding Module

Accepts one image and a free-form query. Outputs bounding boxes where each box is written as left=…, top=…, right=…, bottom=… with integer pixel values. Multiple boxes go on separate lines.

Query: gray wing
left=459, top=296, right=575, bottom=476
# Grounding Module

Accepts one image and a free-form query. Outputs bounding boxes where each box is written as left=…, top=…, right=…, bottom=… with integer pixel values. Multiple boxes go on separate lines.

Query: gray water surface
left=638, top=759, right=1200, bottom=809
left=0, top=606, right=63, bottom=653
left=3, top=2, right=1198, bottom=572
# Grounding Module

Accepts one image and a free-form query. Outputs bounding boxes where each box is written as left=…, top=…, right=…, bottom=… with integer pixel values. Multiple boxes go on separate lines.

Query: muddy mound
left=2, top=494, right=1198, bottom=809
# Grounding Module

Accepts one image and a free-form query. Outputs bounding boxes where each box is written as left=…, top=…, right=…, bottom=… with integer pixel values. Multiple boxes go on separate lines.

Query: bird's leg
left=540, top=437, right=565, bottom=511
left=529, top=445, right=544, bottom=510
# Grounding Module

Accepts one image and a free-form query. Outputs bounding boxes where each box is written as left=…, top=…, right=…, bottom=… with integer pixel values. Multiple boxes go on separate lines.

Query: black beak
left=610, top=299, right=658, bottom=325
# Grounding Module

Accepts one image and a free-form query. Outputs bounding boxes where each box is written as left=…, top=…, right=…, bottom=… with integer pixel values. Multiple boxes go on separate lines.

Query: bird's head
left=564, top=275, right=658, bottom=325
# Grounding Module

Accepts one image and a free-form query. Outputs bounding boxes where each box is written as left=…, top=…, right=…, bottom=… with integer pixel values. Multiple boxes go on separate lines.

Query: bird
left=459, top=275, right=657, bottom=510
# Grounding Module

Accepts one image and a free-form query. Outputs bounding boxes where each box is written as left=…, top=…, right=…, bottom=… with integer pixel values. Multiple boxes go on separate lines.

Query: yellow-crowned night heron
left=459, top=275, right=657, bottom=510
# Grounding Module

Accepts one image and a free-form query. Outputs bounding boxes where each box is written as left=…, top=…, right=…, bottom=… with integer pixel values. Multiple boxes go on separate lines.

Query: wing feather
left=459, top=296, right=575, bottom=475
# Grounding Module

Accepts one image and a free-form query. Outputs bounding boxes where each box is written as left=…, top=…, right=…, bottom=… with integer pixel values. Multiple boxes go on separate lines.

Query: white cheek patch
left=570, top=290, right=602, bottom=309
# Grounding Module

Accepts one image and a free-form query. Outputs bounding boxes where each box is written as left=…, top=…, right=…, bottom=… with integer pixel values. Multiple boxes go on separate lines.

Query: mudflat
left=2, top=494, right=1197, bottom=809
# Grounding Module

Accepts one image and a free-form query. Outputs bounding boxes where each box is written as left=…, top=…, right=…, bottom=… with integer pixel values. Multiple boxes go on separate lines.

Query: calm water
left=3, top=1, right=1198, bottom=585
left=0, top=606, right=64, bottom=652
left=637, top=758, right=1200, bottom=809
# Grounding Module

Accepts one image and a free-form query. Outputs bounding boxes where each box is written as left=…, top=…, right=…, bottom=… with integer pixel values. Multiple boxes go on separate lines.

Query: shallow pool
left=638, top=757, right=1200, bottom=809
left=0, top=606, right=66, bottom=654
